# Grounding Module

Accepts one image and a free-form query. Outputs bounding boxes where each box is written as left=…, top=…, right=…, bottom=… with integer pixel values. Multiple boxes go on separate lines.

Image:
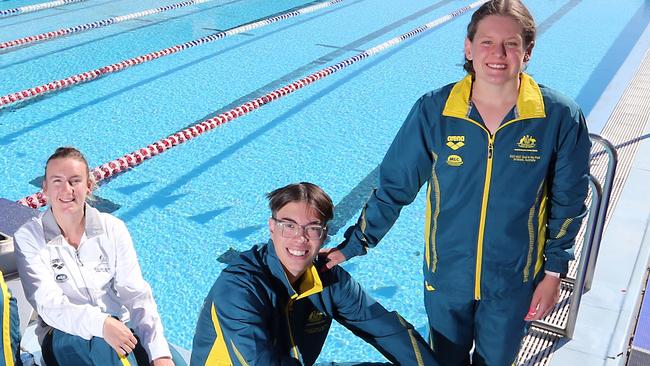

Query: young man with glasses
left=190, top=182, right=437, bottom=365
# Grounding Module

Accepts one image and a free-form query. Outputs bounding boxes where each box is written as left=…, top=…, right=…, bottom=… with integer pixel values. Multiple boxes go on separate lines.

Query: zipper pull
left=488, top=140, right=494, bottom=159
left=76, top=251, right=83, bottom=266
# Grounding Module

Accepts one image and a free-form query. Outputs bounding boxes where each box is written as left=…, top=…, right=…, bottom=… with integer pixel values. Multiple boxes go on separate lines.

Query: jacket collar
left=442, top=73, right=546, bottom=120
left=42, top=203, right=104, bottom=245
left=265, top=240, right=324, bottom=300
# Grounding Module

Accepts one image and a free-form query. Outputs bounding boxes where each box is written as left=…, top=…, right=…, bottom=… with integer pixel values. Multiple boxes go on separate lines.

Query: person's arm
left=14, top=224, right=109, bottom=339
left=543, top=107, right=591, bottom=274
left=329, top=268, right=438, bottom=365
left=328, top=96, right=436, bottom=267
left=0, top=275, right=21, bottom=364
left=109, top=218, right=172, bottom=362
left=527, top=105, right=591, bottom=321
left=190, top=275, right=300, bottom=366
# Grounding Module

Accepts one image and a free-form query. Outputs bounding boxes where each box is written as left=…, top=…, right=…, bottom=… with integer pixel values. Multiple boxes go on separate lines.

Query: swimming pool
left=1, top=0, right=648, bottom=362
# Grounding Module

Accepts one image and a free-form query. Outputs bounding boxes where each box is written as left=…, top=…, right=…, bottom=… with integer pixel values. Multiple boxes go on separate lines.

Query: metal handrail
left=584, top=134, right=618, bottom=292
left=564, top=176, right=602, bottom=338
left=531, top=133, right=617, bottom=339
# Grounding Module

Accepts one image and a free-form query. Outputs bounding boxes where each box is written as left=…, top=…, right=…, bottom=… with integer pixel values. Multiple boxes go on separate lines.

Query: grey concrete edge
left=550, top=18, right=650, bottom=366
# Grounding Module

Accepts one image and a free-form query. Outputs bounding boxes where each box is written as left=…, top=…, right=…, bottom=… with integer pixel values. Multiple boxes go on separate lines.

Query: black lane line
left=575, top=2, right=650, bottom=115
left=328, top=165, right=379, bottom=235
left=177, top=0, right=457, bottom=132
left=0, top=0, right=118, bottom=29
left=536, top=0, right=581, bottom=34
left=315, top=43, right=365, bottom=52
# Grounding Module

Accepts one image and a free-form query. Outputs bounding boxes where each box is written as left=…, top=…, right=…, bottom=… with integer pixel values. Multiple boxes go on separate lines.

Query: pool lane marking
left=183, top=0, right=454, bottom=130
left=0, top=0, right=86, bottom=18
left=0, top=0, right=247, bottom=71
left=18, top=0, right=488, bottom=209
left=0, top=0, right=216, bottom=51
left=0, top=0, right=346, bottom=109
left=0, top=0, right=334, bottom=147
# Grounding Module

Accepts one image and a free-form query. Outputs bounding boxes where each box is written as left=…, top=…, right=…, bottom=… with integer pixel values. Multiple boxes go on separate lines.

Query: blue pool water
left=1, top=0, right=648, bottom=362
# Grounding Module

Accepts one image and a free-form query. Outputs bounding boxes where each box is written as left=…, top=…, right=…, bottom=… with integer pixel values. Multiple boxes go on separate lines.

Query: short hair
left=463, top=0, right=536, bottom=75
left=44, top=146, right=96, bottom=192
left=267, top=182, right=334, bottom=224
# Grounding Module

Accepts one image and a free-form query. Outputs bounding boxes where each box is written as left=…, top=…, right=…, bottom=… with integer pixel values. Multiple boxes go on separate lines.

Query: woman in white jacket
left=14, top=147, right=180, bottom=366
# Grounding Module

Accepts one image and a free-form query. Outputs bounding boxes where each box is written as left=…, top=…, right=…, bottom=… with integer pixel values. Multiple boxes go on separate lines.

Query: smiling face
left=43, top=157, right=91, bottom=218
left=464, top=15, right=532, bottom=87
left=269, top=201, right=326, bottom=284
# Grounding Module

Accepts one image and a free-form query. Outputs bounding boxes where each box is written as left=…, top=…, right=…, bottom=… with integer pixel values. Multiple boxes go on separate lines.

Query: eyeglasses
left=271, top=218, right=326, bottom=240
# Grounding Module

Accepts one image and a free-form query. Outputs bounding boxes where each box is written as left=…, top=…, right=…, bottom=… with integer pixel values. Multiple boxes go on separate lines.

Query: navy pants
left=42, top=328, right=186, bottom=366
left=425, top=287, right=533, bottom=366
left=0, top=276, right=22, bottom=366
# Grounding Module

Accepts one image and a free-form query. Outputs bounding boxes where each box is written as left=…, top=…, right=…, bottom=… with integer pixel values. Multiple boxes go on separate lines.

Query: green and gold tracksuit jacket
left=0, top=273, right=21, bottom=366
left=190, top=241, right=437, bottom=365
left=339, top=73, right=591, bottom=300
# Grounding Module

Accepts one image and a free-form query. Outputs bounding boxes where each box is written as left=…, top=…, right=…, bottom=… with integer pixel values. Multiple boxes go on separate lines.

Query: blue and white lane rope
left=1, top=0, right=215, bottom=51
left=0, top=0, right=345, bottom=109
left=0, top=0, right=86, bottom=18
left=16, top=0, right=488, bottom=208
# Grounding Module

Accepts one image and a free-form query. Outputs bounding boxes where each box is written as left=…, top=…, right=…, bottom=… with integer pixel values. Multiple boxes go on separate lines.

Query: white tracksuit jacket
left=14, top=204, right=172, bottom=361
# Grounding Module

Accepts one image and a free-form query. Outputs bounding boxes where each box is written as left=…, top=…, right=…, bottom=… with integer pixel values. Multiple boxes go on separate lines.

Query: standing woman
left=14, top=147, right=180, bottom=366
left=324, top=1, right=591, bottom=364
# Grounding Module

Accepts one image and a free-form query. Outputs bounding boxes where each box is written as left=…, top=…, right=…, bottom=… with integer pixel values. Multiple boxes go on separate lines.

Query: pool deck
left=549, top=18, right=650, bottom=366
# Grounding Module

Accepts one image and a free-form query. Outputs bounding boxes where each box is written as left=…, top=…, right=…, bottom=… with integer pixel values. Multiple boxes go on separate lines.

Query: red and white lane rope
left=1, top=0, right=214, bottom=51
left=18, top=0, right=488, bottom=209
left=0, top=0, right=86, bottom=18
left=0, top=0, right=345, bottom=109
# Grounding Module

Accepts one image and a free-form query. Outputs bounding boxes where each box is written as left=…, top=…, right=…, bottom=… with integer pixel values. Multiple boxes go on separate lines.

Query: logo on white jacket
left=94, top=254, right=111, bottom=273
left=51, top=258, right=64, bottom=270
left=55, top=274, right=68, bottom=282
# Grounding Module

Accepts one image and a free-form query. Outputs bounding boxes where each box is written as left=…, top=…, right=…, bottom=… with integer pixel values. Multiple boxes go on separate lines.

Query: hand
left=103, top=316, right=138, bottom=357
left=151, top=357, right=175, bottom=366
left=524, top=275, right=561, bottom=321
left=318, top=247, right=347, bottom=272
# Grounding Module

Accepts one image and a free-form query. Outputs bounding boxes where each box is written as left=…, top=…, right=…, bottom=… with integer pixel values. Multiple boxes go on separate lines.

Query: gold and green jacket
left=340, top=73, right=591, bottom=300
left=190, top=241, right=437, bottom=365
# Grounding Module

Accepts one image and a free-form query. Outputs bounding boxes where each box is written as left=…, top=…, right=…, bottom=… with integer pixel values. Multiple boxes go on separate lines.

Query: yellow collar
left=442, top=73, right=546, bottom=120
left=291, top=264, right=323, bottom=300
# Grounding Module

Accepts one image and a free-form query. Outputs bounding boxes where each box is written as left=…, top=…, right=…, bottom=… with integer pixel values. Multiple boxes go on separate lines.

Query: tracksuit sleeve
left=543, top=107, right=591, bottom=274
left=190, top=275, right=300, bottom=366
left=14, top=225, right=109, bottom=340
left=111, top=219, right=172, bottom=361
left=331, top=269, right=438, bottom=365
left=0, top=275, right=21, bottom=365
left=339, top=97, right=435, bottom=260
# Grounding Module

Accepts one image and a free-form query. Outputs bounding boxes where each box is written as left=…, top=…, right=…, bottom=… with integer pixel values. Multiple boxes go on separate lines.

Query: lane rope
left=0, top=0, right=215, bottom=51
left=0, top=0, right=345, bottom=109
left=0, top=0, right=86, bottom=18
left=18, top=0, right=488, bottom=209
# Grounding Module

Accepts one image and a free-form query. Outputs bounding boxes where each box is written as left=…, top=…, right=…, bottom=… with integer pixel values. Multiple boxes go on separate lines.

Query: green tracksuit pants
left=425, top=286, right=534, bottom=366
